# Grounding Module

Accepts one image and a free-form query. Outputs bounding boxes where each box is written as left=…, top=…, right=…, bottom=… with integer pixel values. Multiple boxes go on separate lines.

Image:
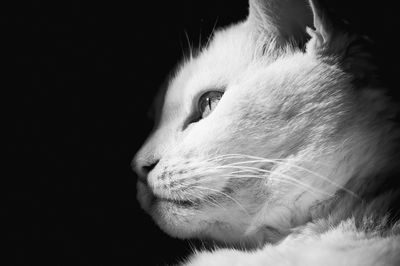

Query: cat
left=132, top=0, right=400, bottom=265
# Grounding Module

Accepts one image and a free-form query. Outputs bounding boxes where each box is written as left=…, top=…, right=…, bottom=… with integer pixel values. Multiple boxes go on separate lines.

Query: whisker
left=172, top=185, right=233, bottom=210
left=205, top=17, right=219, bottom=48
left=167, top=164, right=330, bottom=198
left=198, top=29, right=202, bottom=51
left=190, top=185, right=250, bottom=216
left=204, top=154, right=331, bottom=168
left=184, top=30, right=193, bottom=59
left=204, top=165, right=331, bottom=197
left=200, top=153, right=357, bottom=198
left=222, top=159, right=359, bottom=198
left=177, top=174, right=324, bottom=201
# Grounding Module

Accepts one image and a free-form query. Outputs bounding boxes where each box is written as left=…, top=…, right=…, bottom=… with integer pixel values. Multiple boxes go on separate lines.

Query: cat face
left=133, top=0, right=382, bottom=244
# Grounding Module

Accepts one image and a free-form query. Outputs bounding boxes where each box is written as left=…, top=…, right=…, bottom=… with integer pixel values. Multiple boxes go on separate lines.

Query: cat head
left=133, top=0, right=392, bottom=245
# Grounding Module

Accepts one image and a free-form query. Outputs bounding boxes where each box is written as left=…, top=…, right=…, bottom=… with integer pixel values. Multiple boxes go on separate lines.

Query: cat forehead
left=161, top=20, right=345, bottom=121
left=166, top=22, right=256, bottom=102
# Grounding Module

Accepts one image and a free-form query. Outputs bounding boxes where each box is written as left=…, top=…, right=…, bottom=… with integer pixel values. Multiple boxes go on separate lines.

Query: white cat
left=133, top=0, right=400, bottom=265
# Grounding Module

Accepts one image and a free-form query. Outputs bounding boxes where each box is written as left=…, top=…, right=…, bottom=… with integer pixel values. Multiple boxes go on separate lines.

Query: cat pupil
left=198, top=91, right=224, bottom=119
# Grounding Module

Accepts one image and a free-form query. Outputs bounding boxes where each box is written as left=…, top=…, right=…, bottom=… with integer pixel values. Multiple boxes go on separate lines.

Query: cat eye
left=198, top=91, right=224, bottom=119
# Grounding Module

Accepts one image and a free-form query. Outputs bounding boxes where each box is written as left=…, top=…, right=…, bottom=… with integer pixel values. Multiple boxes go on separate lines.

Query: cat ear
left=305, top=0, right=375, bottom=84
left=248, top=0, right=313, bottom=44
left=305, top=0, right=334, bottom=51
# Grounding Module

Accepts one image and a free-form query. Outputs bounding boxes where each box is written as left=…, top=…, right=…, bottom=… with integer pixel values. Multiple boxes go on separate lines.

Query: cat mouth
left=138, top=180, right=197, bottom=208
left=156, top=197, right=195, bottom=208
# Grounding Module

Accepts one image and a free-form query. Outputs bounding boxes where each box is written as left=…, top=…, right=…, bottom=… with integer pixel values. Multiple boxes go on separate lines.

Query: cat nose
left=131, top=157, right=160, bottom=184
left=142, top=160, right=159, bottom=174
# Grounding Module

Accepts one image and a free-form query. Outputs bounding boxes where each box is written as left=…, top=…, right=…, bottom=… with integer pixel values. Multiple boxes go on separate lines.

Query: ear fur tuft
left=304, top=0, right=375, bottom=85
left=248, top=0, right=312, bottom=45
left=307, top=0, right=331, bottom=43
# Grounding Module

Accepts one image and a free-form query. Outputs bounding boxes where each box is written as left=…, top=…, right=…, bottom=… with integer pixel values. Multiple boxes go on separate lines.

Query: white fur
left=133, top=0, right=400, bottom=265
left=186, top=220, right=400, bottom=266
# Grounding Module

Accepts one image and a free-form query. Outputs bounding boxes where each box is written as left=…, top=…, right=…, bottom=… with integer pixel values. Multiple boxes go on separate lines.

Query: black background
left=5, top=1, right=400, bottom=265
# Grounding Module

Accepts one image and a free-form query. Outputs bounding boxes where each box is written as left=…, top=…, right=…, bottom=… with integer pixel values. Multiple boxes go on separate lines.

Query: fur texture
left=133, top=0, right=400, bottom=265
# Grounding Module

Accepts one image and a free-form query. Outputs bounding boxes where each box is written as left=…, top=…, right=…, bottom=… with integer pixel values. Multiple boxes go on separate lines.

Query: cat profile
left=133, top=0, right=400, bottom=265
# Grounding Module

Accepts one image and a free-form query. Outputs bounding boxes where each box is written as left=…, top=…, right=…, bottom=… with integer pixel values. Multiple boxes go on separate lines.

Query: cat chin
left=137, top=180, right=204, bottom=238
left=137, top=182, right=242, bottom=240
left=137, top=181, right=261, bottom=242
left=150, top=200, right=207, bottom=239
left=151, top=207, right=250, bottom=243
